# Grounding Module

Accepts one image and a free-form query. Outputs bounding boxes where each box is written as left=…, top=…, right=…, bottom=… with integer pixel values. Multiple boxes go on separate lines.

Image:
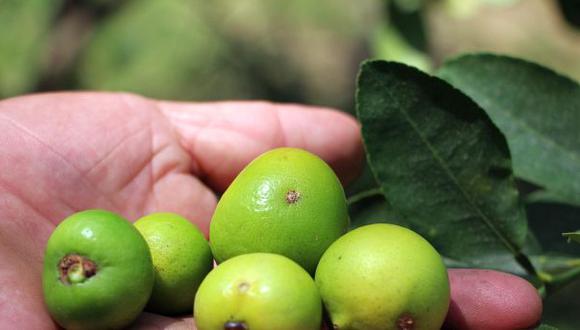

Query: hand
left=0, top=92, right=540, bottom=329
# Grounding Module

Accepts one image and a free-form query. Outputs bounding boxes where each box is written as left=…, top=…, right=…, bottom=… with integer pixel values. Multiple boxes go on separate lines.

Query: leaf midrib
left=395, top=106, right=521, bottom=255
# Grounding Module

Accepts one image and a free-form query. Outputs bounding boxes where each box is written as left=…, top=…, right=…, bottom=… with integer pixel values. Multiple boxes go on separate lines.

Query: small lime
left=134, top=212, right=213, bottom=315
left=42, top=209, right=154, bottom=330
left=194, top=253, right=322, bottom=330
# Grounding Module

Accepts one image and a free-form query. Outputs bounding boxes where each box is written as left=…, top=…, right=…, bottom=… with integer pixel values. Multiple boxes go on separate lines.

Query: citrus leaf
left=345, top=163, right=381, bottom=197
left=347, top=190, right=405, bottom=229
left=526, top=190, right=580, bottom=208
left=438, top=54, right=580, bottom=206
left=356, top=60, right=531, bottom=272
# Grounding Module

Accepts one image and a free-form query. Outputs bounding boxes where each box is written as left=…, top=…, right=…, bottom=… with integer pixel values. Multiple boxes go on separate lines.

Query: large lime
left=315, top=223, right=450, bottom=330
left=209, top=147, right=348, bottom=273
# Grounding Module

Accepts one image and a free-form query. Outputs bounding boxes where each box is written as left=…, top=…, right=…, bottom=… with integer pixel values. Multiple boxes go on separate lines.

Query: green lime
left=42, top=209, right=154, bottom=330
left=315, top=224, right=450, bottom=330
left=134, top=212, right=213, bottom=315
left=194, top=253, right=322, bottom=330
left=210, top=147, right=348, bottom=273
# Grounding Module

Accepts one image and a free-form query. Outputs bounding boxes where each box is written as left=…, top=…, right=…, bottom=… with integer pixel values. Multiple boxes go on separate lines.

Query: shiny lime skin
left=194, top=253, right=322, bottom=330
left=210, top=147, right=349, bottom=274
left=315, top=224, right=450, bottom=330
left=42, top=210, right=154, bottom=330
left=134, top=212, right=213, bottom=315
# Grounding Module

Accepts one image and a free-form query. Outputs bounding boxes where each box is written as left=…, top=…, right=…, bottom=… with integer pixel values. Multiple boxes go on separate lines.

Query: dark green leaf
left=444, top=230, right=541, bottom=275
left=535, top=324, right=559, bottom=330
left=526, top=190, right=580, bottom=208
left=563, top=231, right=580, bottom=244
left=347, top=189, right=405, bottom=229
left=345, top=162, right=380, bottom=198
left=438, top=54, right=580, bottom=206
left=356, top=60, right=531, bottom=273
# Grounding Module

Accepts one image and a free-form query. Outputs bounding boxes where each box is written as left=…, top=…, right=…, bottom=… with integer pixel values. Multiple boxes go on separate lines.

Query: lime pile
left=42, top=148, right=450, bottom=330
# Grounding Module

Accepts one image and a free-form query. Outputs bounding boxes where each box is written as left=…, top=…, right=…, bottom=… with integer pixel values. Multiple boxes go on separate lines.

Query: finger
left=140, top=98, right=218, bottom=235
left=157, top=101, right=363, bottom=193
left=444, top=268, right=542, bottom=330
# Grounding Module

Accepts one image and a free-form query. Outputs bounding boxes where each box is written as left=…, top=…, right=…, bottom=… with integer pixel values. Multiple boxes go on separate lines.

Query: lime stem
left=67, top=263, right=87, bottom=283
left=59, top=254, right=97, bottom=285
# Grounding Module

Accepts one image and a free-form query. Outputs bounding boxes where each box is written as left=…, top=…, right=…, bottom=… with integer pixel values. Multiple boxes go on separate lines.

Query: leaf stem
left=544, top=265, right=580, bottom=292
left=347, top=188, right=384, bottom=205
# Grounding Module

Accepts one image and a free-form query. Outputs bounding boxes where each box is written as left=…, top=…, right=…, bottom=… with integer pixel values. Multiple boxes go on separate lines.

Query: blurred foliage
left=441, top=0, right=521, bottom=17
left=79, top=0, right=234, bottom=100
left=0, top=0, right=61, bottom=96
left=427, top=0, right=580, bottom=79
left=2, top=0, right=580, bottom=109
left=77, top=0, right=380, bottom=108
left=371, top=20, right=431, bottom=71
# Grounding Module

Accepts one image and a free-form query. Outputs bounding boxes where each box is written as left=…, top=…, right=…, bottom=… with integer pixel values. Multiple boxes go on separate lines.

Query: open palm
left=0, top=92, right=361, bottom=329
left=0, top=92, right=541, bottom=330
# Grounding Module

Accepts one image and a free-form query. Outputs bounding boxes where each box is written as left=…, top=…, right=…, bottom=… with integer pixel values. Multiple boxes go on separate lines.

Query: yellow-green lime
left=194, top=253, right=322, bottom=330
left=315, top=223, right=450, bottom=330
left=134, top=212, right=213, bottom=315
left=209, top=147, right=348, bottom=273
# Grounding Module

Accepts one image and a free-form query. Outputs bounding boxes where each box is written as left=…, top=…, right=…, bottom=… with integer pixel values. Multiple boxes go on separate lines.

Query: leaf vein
left=397, top=107, right=519, bottom=254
